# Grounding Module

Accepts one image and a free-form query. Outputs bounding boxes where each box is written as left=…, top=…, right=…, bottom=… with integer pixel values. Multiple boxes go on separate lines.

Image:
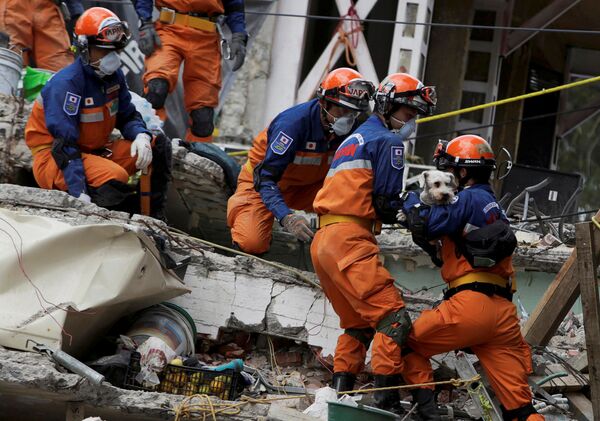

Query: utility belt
left=158, top=7, right=219, bottom=32
left=318, top=214, right=382, bottom=235
left=30, top=144, right=112, bottom=158
left=444, top=272, right=513, bottom=301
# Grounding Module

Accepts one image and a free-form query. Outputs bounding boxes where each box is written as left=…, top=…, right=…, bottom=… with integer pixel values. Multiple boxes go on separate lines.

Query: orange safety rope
left=322, top=5, right=363, bottom=79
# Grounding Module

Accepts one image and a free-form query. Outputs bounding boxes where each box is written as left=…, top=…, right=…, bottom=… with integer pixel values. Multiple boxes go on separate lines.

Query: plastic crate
left=159, top=364, right=240, bottom=399
left=123, top=352, right=240, bottom=399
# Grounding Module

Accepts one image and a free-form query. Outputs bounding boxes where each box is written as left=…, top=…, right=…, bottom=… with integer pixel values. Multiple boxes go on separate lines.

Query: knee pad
left=190, top=107, right=215, bottom=138
left=344, top=328, right=375, bottom=350
left=144, top=78, right=169, bottom=109
left=376, top=308, right=412, bottom=347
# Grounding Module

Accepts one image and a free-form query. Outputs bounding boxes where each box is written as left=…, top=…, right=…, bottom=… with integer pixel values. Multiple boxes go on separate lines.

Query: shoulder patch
left=270, top=131, right=294, bottom=155
left=63, top=92, right=81, bottom=116
left=390, top=145, right=404, bottom=170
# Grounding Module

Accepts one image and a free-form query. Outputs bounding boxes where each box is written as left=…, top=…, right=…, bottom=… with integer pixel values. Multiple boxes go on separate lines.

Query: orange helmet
left=316, top=68, right=375, bottom=112
left=433, top=135, right=496, bottom=170
left=74, top=7, right=130, bottom=50
left=375, top=73, right=436, bottom=116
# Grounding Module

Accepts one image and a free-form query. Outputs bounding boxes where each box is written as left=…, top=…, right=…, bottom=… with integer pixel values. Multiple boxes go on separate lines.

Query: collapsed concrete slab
left=0, top=347, right=284, bottom=421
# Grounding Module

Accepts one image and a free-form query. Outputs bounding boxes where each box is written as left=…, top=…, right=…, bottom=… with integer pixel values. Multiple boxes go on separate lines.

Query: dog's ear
left=419, top=171, right=429, bottom=188
left=446, top=172, right=458, bottom=188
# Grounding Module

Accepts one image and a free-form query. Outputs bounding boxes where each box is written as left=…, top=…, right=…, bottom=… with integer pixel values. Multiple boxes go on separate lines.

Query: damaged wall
left=217, top=16, right=275, bottom=144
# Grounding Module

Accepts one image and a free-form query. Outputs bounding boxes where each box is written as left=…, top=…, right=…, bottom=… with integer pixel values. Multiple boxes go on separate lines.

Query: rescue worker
left=25, top=7, right=171, bottom=219
left=0, top=0, right=81, bottom=71
left=132, top=0, right=247, bottom=142
left=399, top=135, right=544, bottom=421
left=227, top=68, right=375, bottom=255
left=310, top=73, right=437, bottom=413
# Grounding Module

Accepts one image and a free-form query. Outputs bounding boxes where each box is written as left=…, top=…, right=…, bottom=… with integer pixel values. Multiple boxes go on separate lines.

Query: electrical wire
left=244, top=10, right=600, bottom=36
left=83, top=2, right=600, bottom=36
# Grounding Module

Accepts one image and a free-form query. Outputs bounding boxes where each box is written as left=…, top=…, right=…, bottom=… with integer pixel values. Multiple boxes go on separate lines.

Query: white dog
left=397, top=170, right=457, bottom=222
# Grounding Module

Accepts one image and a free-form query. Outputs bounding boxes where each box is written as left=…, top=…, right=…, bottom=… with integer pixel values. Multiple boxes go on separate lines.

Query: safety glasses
left=319, top=78, right=376, bottom=111
left=395, top=86, right=437, bottom=106
left=93, top=20, right=131, bottom=49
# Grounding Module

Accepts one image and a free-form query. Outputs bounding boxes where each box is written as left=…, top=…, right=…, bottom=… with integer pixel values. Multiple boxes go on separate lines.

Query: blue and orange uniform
left=400, top=184, right=543, bottom=420
left=311, top=113, right=409, bottom=378
left=227, top=99, right=346, bottom=254
left=25, top=56, right=149, bottom=198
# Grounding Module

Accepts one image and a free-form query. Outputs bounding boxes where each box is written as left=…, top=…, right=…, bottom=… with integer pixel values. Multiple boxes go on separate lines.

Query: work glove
left=130, top=133, right=153, bottom=170
left=77, top=192, right=91, bottom=204
left=229, top=32, right=247, bottom=72
left=138, top=21, right=162, bottom=57
left=281, top=213, right=314, bottom=242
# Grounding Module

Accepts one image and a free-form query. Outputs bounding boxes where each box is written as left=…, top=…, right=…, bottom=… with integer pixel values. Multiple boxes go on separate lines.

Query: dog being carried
left=397, top=169, right=457, bottom=266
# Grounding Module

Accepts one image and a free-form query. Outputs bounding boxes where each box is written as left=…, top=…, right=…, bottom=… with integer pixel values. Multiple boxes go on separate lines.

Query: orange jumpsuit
left=400, top=185, right=543, bottom=420
left=311, top=115, right=408, bottom=375
left=0, top=0, right=73, bottom=71
left=227, top=99, right=342, bottom=255
left=134, top=0, right=246, bottom=142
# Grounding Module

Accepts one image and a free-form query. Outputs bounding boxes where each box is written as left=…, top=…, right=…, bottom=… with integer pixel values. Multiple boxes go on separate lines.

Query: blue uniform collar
left=464, top=183, right=494, bottom=193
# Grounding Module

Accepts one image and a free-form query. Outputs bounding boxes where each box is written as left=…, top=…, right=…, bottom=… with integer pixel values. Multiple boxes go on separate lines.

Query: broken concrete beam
left=0, top=348, right=270, bottom=420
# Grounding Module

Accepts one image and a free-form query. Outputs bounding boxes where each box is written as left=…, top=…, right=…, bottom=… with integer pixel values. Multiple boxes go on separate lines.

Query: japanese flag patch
left=305, top=141, right=317, bottom=150
left=270, top=131, right=294, bottom=155
left=390, top=146, right=404, bottom=170
left=63, top=92, right=81, bottom=116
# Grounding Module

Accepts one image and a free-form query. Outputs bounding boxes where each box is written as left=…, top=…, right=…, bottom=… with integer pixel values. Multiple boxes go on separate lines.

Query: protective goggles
left=90, top=20, right=131, bottom=49
left=318, top=79, right=376, bottom=111
left=392, top=86, right=437, bottom=115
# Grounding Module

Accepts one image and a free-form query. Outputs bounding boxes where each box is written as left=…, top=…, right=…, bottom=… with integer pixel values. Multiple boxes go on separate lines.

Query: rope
left=172, top=374, right=481, bottom=419
left=417, top=75, right=600, bottom=124
left=173, top=394, right=308, bottom=420
left=323, top=5, right=363, bottom=78
left=337, top=374, right=481, bottom=395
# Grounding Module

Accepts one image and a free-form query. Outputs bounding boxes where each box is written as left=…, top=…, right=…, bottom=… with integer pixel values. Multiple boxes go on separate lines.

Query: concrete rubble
left=0, top=95, right=589, bottom=420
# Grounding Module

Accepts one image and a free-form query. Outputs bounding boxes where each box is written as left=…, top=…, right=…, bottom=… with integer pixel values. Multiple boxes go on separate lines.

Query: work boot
left=373, top=374, right=404, bottom=414
left=332, top=372, right=356, bottom=394
left=411, top=388, right=441, bottom=421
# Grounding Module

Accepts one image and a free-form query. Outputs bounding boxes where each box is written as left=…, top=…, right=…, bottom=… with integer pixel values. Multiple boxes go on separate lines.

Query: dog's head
left=419, top=170, right=457, bottom=205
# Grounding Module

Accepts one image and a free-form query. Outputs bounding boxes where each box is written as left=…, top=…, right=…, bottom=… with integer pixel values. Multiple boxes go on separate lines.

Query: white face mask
left=91, top=51, right=121, bottom=77
left=324, top=108, right=357, bottom=136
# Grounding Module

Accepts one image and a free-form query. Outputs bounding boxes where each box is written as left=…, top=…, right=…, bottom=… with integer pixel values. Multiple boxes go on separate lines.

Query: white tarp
left=0, top=208, right=190, bottom=356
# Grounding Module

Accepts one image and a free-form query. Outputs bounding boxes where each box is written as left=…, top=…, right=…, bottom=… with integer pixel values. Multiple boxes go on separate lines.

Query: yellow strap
left=30, top=144, right=52, bottom=156
left=448, top=272, right=510, bottom=290
left=319, top=214, right=382, bottom=235
left=159, top=9, right=216, bottom=32
left=244, top=160, right=253, bottom=173
left=592, top=215, right=600, bottom=231
left=418, top=74, right=600, bottom=124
